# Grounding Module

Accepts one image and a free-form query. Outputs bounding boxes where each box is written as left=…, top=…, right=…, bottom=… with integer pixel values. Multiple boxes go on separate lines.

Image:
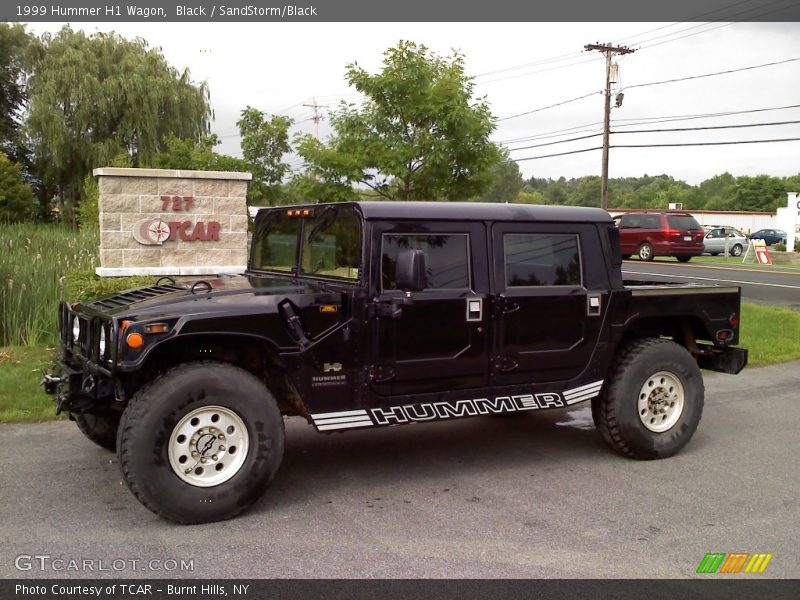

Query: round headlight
left=99, top=327, right=107, bottom=356
left=72, top=318, right=81, bottom=343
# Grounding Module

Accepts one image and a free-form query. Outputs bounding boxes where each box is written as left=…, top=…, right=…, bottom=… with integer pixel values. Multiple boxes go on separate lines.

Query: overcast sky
left=25, top=21, right=800, bottom=185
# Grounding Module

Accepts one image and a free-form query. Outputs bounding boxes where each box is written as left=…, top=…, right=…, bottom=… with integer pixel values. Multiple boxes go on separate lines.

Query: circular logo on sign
left=132, top=218, right=171, bottom=246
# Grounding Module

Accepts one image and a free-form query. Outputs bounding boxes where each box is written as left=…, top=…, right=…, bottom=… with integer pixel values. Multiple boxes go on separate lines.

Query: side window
left=619, top=214, right=641, bottom=228
left=382, top=234, right=470, bottom=291
left=504, top=234, right=581, bottom=287
left=641, top=215, right=660, bottom=229
left=707, top=229, right=721, bottom=238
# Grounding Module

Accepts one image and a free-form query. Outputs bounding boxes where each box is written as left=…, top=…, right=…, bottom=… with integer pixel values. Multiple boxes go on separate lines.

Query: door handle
left=466, top=298, right=483, bottom=322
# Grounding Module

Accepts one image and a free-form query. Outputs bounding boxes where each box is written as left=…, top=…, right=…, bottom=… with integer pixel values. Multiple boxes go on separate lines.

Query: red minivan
left=615, top=212, right=705, bottom=262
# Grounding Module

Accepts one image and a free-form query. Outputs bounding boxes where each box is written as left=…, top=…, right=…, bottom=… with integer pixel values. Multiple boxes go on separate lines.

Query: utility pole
left=584, top=43, right=635, bottom=210
left=302, top=97, right=329, bottom=139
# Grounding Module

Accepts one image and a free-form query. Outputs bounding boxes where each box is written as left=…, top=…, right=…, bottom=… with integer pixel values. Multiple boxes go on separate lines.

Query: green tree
left=151, top=134, right=248, bottom=172
left=475, top=151, right=523, bottom=203
left=236, top=107, right=293, bottom=205
left=0, top=24, right=34, bottom=159
left=297, top=41, right=500, bottom=201
left=24, top=26, right=210, bottom=223
left=0, top=154, right=36, bottom=222
left=732, top=175, right=786, bottom=211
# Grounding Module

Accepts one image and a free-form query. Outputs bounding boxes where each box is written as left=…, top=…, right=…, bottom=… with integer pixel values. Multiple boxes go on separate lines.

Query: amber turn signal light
left=126, top=333, right=144, bottom=349
left=144, top=323, right=170, bottom=334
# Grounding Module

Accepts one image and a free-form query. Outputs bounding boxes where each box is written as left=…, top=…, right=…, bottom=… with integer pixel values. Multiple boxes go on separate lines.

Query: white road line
left=623, top=271, right=800, bottom=290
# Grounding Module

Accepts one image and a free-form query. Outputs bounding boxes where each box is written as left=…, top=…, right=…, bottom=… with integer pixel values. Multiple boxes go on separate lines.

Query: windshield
left=251, top=205, right=362, bottom=281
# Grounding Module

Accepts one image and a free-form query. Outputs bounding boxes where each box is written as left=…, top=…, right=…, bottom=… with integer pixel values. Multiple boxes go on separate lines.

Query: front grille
left=61, top=305, right=110, bottom=363
left=85, top=283, right=186, bottom=312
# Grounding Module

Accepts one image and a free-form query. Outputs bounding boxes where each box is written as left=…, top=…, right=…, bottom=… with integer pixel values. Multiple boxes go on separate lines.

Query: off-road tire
left=676, top=255, right=692, bottom=263
left=592, top=337, right=704, bottom=460
left=117, top=361, right=285, bottom=524
left=638, top=243, right=654, bottom=261
left=74, top=412, right=119, bottom=451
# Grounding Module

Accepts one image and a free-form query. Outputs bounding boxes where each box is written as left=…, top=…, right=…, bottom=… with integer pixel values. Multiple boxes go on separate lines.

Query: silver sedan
left=703, top=228, right=748, bottom=257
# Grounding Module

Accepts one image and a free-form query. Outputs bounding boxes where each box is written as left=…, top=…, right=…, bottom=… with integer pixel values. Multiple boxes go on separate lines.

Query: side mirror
left=395, top=249, right=426, bottom=291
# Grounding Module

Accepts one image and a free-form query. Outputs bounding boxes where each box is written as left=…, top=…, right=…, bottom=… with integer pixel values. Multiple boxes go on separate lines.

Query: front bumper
left=43, top=356, right=117, bottom=415
left=46, top=301, right=118, bottom=415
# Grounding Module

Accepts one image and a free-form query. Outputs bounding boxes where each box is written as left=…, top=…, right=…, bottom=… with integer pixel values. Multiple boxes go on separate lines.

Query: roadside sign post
left=752, top=239, right=772, bottom=265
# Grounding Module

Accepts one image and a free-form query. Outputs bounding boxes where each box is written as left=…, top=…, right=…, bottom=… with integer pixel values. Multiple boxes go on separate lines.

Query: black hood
left=79, top=274, right=339, bottom=320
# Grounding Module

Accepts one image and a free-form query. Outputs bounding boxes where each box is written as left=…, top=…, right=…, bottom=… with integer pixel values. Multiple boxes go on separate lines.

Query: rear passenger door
left=491, top=222, right=609, bottom=385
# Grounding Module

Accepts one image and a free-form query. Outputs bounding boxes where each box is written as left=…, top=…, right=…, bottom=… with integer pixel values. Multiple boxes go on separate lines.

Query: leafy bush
left=0, top=154, right=37, bottom=223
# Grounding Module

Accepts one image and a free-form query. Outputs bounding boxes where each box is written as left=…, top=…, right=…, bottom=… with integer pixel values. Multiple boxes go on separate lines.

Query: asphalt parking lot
left=1, top=360, right=798, bottom=579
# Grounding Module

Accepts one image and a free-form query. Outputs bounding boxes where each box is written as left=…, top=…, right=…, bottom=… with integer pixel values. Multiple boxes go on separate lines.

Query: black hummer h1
left=45, top=201, right=747, bottom=523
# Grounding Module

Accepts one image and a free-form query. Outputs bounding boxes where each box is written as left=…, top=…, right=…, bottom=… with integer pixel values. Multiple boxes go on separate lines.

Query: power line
left=505, top=118, right=800, bottom=152
left=497, top=121, right=604, bottom=144
left=613, top=0, right=766, bottom=45
left=613, top=119, right=800, bottom=134
left=497, top=91, right=602, bottom=122
left=622, top=0, right=793, bottom=48
left=516, top=146, right=604, bottom=161
left=624, top=57, right=800, bottom=91
left=615, top=137, right=800, bottom=148
left=507, top=132, right=604, bottom=152
left=612, top=103, right=800, bottom=127
left=515, top=137, right=800, bottom=161
left=500, top=104, right=800, bottom=147
left=474, top=1, right=780, bottom=85
left=638, top=1, right=800, bottom=51
left=477, top=56, right=602, bottom=86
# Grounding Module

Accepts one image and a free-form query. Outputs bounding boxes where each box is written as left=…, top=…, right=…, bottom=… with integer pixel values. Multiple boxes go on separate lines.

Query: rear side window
left=504, top=234, right=581, bottom=287
left=382, top=234, right=470, bottom=290
left=667, top=215, right=701, bottom=230
left=619, top=214, right=641, bottom=228
left=640, top=215, right=660, bottom=229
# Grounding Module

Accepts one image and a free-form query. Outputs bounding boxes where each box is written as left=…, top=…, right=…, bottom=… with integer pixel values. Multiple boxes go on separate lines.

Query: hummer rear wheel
left=117, top=361, right=284, bottom=524
left=592, top=337, right=704, bottom=460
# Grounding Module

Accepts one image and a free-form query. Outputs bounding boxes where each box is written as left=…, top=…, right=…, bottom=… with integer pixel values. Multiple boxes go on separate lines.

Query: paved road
left=622, top=259, right=800, bottom=309
left=1, top=361, right=798, bottom=579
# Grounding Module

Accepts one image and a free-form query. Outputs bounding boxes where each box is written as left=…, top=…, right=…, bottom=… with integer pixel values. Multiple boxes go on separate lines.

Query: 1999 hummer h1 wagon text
left=44, top=202, right=748, bottom=523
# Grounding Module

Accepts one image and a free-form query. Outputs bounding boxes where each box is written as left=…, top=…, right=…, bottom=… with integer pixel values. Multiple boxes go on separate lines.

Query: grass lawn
left=739, top=304, right=800, bottom=367
left=1, top=303, right=799, bottom=423
left=0, top=346, right=65, bottom=423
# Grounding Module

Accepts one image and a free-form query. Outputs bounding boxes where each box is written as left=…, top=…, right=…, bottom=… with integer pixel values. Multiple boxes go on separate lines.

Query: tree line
left=1, top=24, right=796, bottom=226
left=520, top=173, right=799, bottom=212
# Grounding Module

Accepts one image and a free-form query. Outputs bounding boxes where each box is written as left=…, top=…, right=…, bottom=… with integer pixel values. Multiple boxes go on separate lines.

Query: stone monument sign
left=93, top=167, right=252, bottom=276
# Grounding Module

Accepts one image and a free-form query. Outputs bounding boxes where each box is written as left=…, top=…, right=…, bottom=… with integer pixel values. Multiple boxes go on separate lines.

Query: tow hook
left=40, top=369, right=65, bottom=395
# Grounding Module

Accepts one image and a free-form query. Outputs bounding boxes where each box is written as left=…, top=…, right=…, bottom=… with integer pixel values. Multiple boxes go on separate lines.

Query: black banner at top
left=4, top=0, right=800, bottom=22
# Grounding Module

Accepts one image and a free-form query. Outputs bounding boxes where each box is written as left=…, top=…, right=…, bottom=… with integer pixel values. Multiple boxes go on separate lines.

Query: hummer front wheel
left=117, top=361, right=284, bottom=524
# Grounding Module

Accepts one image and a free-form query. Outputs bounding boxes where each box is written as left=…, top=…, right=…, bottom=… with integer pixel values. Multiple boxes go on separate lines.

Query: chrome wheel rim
left=168, top=405, right=249, bottom=487
left=637, top=371, right=684, bottom=433
left=639, top=245, right=651, bottom=260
